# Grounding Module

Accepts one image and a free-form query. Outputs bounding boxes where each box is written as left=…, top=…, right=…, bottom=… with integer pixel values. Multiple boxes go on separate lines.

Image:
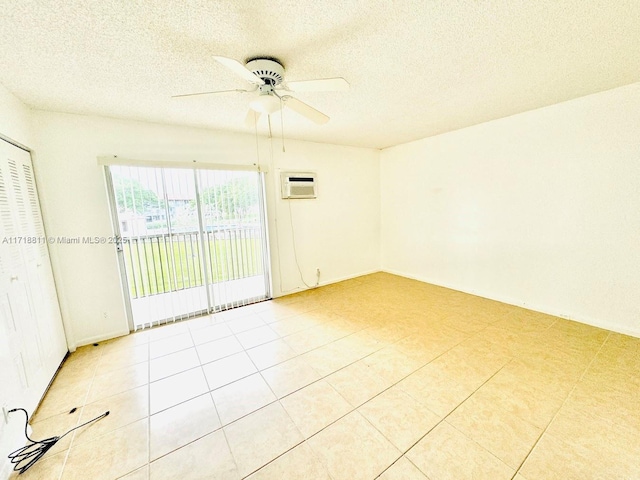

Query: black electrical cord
left=7, top=407, right=109, bottom=474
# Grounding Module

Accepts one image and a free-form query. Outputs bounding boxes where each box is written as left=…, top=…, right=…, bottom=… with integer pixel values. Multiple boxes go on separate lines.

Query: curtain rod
left=97, top=155, right=269, bottom=172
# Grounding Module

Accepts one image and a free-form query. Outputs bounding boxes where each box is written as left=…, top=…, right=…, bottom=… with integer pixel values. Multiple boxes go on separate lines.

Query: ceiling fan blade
left=244, top=109, right=262, bottom=129
left=213, top=56, right=265, bottom=85
left=282, top=96, right=329, bottom=124
left=285, top=77, right=349, bottom=92
left=172, top=88, right=254, bottom=98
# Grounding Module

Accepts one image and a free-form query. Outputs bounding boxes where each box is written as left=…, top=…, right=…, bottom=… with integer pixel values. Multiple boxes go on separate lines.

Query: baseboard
left=317, top=269, right=380, bottom=287
left=75, top=271, right=378, bottom=344
left=74, top=328, right=130, bottom=349
left=273, top=268, right=381, bottom=298
left=381, top=268, right=640, bottom=339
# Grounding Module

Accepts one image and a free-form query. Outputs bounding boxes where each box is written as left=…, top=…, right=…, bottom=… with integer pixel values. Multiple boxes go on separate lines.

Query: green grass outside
left=123, top=236, right=264, bottom=298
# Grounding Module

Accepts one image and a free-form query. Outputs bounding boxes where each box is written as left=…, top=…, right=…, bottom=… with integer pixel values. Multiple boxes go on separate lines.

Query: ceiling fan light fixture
left=249, top=94, right=281, bottom=114
left=177, top=55, right=344, bottom=124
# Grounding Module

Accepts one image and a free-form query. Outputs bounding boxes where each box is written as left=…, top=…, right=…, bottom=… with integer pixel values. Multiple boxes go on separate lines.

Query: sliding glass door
left=105, top=165, right=270, bottom=330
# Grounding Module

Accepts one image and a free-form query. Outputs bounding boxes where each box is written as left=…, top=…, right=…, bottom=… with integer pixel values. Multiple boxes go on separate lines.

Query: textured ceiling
left=1, top=0, right=639, bottom=149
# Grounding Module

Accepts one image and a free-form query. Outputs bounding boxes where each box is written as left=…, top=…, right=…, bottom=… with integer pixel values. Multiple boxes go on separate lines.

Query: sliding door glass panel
left=197, top=169, right=269, bottom=310
left=107, top=165, right=270, bottom=330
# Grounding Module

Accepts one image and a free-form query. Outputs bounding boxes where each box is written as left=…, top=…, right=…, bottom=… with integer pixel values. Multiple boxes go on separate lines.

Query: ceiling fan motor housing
left=245, top=58, right=285, bottom=86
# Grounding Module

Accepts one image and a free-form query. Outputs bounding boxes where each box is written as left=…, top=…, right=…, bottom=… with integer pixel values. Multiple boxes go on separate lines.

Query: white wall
left=381, top=82, right=640, bottom=337
left=31, top=112, right=380, bottom=348
left=0, top=83, right=32, bottom=145
left=269, top=140, right=380, bottom=294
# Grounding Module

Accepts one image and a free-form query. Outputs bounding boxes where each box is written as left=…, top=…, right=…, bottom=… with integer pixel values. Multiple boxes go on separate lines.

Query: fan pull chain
left=253, top=110, right=260, bottom=166
left=280, top=96, right=286, bottom=153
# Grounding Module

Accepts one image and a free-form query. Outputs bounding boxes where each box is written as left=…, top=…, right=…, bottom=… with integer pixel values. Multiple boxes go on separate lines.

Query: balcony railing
left=122, top=226, right=265, bottom=299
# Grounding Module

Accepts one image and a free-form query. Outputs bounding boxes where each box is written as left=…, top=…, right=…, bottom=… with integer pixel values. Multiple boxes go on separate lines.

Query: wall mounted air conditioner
left=281, top=172, right=317, bottom=199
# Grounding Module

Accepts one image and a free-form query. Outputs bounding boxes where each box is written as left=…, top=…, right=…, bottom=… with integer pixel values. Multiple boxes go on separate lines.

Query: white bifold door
left=0, top=139, right=68, bottom=433
left=105, top=165, right=271, bottom=330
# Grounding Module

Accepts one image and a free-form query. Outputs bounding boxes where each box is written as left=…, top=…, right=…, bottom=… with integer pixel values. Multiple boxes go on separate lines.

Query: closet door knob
left=10, top=275, right=19, bottom=281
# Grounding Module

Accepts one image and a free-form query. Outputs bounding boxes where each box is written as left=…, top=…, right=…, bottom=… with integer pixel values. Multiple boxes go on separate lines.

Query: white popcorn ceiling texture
left=1, top=0, right=639, bottom=149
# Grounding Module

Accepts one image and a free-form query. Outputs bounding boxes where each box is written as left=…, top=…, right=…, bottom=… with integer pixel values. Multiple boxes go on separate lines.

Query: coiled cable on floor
left=7, top=407, right=109, bottom=474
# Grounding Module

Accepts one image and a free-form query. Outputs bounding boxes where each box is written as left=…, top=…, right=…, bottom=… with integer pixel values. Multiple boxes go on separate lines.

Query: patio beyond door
left=106, top=165, right=271, bottom=330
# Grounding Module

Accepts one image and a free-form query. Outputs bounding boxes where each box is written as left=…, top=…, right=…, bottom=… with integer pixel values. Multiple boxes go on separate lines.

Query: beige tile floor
left=11, top=273, right=640, bottom=479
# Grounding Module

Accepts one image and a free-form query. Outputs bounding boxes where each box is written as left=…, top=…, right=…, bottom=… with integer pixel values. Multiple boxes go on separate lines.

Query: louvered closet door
left=0, top=149, right=25, bottom=407
left=0, top=139, right=67, bottom=416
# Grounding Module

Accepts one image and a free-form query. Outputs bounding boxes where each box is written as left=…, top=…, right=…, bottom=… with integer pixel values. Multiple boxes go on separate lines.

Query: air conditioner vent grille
left=281, top=172, right=317, bottom=199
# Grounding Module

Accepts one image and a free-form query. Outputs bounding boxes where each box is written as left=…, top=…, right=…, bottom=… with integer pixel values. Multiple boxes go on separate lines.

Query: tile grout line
left=143, top=318, right=230, bottom=469
left=224, top=308, right=339, bottom=479
left=216, top=307, right=372, bottom=479
left=14, top=288, right=385, bottom=467
left=245, top=323, right=385, bottom=478
left=85, top=335, right=152, bottom=479
left=205, top=295, right=621, bottom=473
left=289, top=316, right=482, bottom=473
left=189, top=319, right=224, bottom=424
left=90, top=309, right=490, bottom=476
left=373, top=357, right=514, bottom=479
left=52, top=292, right=618, bottom=480
left=205, top=303, right=328, bottom=466
left=223, top=312, right=275, bottom=478
left=238, top=313, right=488, bottom=479
left=63, top=295, right=485, bottom=477
left=94, top=331, right=153, bottom=478
left=508, top=330, right=613, bottom=480
left=146, top=307, right=363, bottom=382
left=55, top=343, right=106, bottom=480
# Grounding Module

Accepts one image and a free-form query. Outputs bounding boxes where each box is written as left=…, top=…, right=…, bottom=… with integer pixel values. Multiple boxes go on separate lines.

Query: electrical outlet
left=316, top=268, right=320, bottom=277
left=2, top=406, right=10, bottom=424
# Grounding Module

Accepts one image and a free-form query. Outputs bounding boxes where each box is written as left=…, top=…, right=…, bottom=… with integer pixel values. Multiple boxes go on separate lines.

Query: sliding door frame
left=193, top=168, right=213, bottom=313
left=258, top=172, right=272, bottom=304
left=103, top=163, right=272, bottom=330
left=104, top=166, right=136, bottom=331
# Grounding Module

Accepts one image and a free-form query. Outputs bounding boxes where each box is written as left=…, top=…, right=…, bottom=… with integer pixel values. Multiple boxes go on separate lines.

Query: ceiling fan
left=173, top=56, right=349, bottom=125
